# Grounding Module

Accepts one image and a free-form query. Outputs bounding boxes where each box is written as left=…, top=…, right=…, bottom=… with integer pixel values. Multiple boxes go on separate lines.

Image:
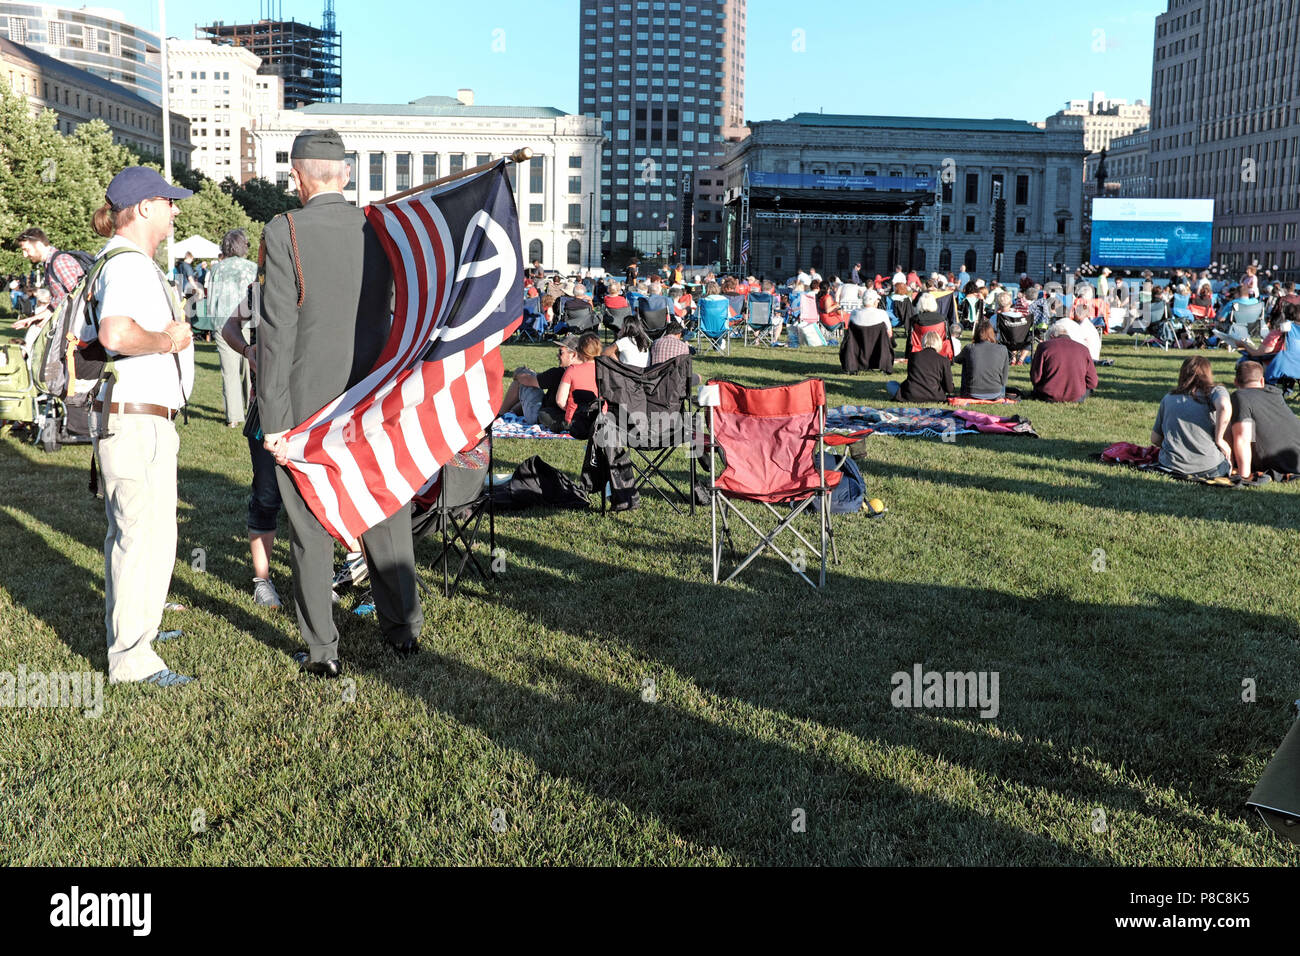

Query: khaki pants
left=214, top=326, right=250, bottom=425
left=94, top=413, right=180, bottom=683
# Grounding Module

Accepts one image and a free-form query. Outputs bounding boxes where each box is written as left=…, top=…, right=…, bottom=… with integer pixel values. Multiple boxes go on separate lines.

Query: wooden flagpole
left=374, top=147, right=534, bottom=205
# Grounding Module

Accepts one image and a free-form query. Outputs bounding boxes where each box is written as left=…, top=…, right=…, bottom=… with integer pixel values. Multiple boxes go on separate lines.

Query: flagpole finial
left=509, top=147, right=534, bottom=164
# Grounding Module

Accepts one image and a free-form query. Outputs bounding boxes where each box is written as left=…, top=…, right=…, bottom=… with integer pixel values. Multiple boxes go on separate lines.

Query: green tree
left=170, top=178, right=261, bottom=265
left=220, top=175, right=300, bottom=222
left=0, top=81, right=102, bottom=273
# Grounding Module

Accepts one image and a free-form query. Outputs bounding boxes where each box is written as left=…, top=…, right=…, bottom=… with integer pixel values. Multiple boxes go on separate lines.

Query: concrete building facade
left=720, top=112, right=1087, bottom=282
left=251, top=92, right=605, bottom=271
left=1149, top=0, right=1300, bottom=276
left=1045, top=92, right=1150, bottom=155
left=0, top=2, right=162, bottom=103
left=166, top=39, right=265, bottom=184
left=1, top=36, right=191, bottom=166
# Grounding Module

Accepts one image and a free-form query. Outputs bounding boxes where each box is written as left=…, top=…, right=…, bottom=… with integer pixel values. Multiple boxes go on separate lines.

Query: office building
left=1148, top=0, right=1300, bottom=276
left=579, top=0, right=746, bottom=266
left=0, top=2, right=162, bottom=104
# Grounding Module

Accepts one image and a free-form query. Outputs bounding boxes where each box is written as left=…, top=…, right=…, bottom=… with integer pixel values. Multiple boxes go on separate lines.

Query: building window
left=1015, top=174, right=1029, bottom=205
left=275, top=151, right=288, bottom=164
left=567, top=203, right=582, bottom=228
left=476, top=153, right=491, bottom=167
left=344, top=152, right=357, bottom=191
left=529, top=156, right=545, bottom=195
left=423, top=153, right=439, bottom=182
left=396, top=153, right=411, bottom=191
left=965, top=172, right=979, bottom=204
left=1056, top=218, right=1067, bottom=235
left=569, top=155, right=582, bottom=169
left=1015, top=217, right=1026, bottom=234
left=449, top=153, right=464, bottom=175
left=568, top=175, right=582, bottom=194
left=529, top=203, right=544, bottom=223
left=1014, top=250, right=1028, bottom=273
left=939, top=248, right=951, bottom=272
left=528, top=239, right=543, bottom=264
left=941, top=215, right=950, bottom=233
left=369, top=152, right=384, bottom=193
left=965, top=215, right=976, bottom=233
left=810, top=244, right=823, bottom=270
left=567, top=239, right=582, bottom=265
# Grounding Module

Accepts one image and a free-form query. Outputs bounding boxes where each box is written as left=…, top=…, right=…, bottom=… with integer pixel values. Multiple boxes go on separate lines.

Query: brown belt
left=91, top=401, right=179, bottom=421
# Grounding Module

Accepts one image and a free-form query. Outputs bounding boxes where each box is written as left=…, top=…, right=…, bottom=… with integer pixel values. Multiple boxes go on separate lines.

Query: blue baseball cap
left=106, top=166, right=193, bottom=211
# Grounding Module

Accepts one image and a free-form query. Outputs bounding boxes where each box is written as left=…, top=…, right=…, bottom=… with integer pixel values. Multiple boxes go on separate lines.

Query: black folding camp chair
left=411, top=429, right=496, bottom=597
left=591, top=355, right=697, bottom=516
left=331, top=431, right=495, bottom=602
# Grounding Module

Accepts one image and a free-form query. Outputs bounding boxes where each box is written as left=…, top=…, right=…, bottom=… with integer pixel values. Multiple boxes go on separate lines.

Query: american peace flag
left=739, top=231, right=750, bottom=266
left=279, top=161, right=523, bottom=545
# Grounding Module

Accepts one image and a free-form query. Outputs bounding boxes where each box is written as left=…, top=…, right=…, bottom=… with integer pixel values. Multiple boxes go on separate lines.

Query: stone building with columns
left=720, top=112, right=1086, bottom=281
left=251, top=91, right=604, bottom=272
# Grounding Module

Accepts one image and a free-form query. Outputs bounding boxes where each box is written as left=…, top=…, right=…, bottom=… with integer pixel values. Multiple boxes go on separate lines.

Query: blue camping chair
left=697, top=297, right=732, bottom=353
left=517, top=301, right=547, bottom=342
left=745, top=292, right=778, bottom=346
left=1264, top=324, right=1300, bottom=395
left=1171, top=293, right=1193, bottom=321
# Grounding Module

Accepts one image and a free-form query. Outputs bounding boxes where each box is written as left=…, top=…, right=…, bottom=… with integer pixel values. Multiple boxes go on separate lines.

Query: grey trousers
left=276, top=468, right=423, bottom=662
left=215, top=328, right=251, bottom=425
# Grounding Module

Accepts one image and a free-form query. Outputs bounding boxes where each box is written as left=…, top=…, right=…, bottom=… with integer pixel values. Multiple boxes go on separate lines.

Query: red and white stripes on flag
left=280, top=162, right=523, bottom=545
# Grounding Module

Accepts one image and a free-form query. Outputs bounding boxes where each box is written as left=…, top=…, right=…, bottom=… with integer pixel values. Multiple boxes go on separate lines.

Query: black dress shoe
left=389, top=639, right=420, bottom=658
left=292, top=651, right=343, bottom=678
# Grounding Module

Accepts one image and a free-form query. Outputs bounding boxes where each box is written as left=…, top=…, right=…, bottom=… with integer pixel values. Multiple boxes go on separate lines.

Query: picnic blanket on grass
left=493, top=413, right=577, bottom=440
left=826, top=405, right=1038, bottom=439
left=1099, top=442, right=1297, bottom=486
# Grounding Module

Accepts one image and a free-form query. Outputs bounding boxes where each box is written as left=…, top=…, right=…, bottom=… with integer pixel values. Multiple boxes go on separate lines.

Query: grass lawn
left=2, top=326, right=1299, bottom=866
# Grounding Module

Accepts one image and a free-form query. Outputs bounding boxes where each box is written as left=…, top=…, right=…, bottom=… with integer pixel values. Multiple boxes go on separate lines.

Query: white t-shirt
left=1059, top=317, right=1102, bottom=362
left=838, top=283, right=864, bottom=309
left=615, top=337, right=650, bottom=368
left=849, top=307, right=891, bottom=328
left=93, top=236, right=194, bottom=408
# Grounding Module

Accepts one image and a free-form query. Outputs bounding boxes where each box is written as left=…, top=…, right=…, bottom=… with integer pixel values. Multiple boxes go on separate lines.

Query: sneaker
left=253, top=577, right=283, bottom=609
left=142, top=669, right=194, bottom=687
left=153, top=629, right=183, bottom=644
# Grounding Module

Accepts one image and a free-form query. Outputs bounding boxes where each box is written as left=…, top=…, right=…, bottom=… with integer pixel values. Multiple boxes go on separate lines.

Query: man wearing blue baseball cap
left=88, top=166, right=198, bottom=687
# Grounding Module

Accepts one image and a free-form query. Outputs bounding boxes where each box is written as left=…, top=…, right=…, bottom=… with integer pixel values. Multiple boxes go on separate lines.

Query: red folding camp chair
left=704, top=378, right=856, bottom=588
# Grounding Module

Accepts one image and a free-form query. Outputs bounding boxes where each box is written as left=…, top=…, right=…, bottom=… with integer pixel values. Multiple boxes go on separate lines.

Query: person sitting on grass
left=556, top=332, right=604, bottom=430
left=501, top=334, right=581, bottom=431
left=1150, top=355, right=1232, bottom=479
left=886, top=330, right=953, bottom=403
left=956, top=319, right=1017, bottom=400
left=1228, top=360, right=1300, bottom=480
left=1029, top=322, right=1098, bottom=402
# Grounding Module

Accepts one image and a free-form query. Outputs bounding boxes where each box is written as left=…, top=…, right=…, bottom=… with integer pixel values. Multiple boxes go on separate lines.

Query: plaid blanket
left=826, top=405, right=1038, bottom=439
left=493, top=414, right=576, bottom=440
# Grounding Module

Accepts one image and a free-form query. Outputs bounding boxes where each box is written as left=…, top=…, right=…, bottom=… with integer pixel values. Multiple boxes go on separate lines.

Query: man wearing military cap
left=258, top=128, right=422, bottom=677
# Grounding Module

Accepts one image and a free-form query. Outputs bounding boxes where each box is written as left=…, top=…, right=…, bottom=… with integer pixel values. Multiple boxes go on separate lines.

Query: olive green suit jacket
left=257, top=192, right=393, bottom=436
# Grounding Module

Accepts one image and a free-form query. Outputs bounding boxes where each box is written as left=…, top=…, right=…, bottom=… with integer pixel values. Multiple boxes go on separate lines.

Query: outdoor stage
left=724, top=171, right=939, bottom=279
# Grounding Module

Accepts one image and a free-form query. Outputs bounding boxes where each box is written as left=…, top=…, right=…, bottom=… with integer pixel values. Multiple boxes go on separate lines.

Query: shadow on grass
left=471, top=527, right=1297, bottom=856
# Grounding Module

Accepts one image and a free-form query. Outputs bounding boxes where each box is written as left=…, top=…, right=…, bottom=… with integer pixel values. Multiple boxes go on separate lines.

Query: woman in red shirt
left=556, top=332, right=603, bottom=427
left=813, top=279, right=847, bottom=331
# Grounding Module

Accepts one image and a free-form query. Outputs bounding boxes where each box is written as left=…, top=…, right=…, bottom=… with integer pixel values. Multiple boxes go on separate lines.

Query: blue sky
left=117, top=0, right=1167, bottom=121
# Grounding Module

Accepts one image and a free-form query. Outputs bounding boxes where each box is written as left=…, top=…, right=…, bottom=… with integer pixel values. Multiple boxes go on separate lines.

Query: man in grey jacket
left=258, top=129, right=422, bottom=677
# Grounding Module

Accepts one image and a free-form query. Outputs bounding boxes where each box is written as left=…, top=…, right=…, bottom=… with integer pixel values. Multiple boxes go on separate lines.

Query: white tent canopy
left=171, top=235, right=221, bottom=260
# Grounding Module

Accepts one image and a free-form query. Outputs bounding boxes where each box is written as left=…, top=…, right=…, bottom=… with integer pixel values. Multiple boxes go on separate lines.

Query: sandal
left=163, top=601, right=186, bottom=612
